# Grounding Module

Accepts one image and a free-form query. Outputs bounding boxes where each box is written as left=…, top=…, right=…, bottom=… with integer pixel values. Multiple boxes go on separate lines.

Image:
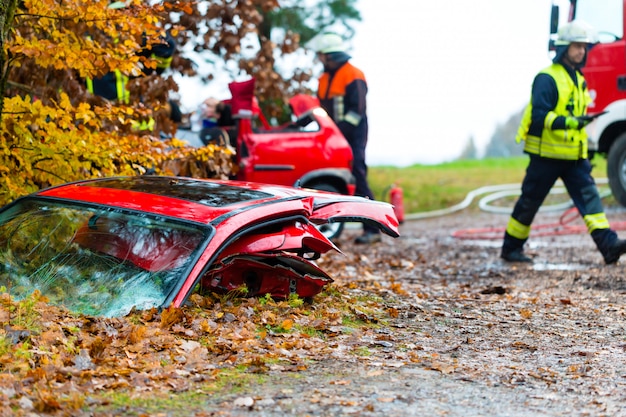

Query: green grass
left=368, top=156, right=610, bottom=214
left=91, top=369, right=272, bottom=415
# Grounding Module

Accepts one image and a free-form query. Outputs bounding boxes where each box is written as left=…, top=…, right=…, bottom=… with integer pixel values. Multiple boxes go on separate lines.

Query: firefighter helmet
left=555, top=20, right=598, bottom=45
left=108, top=1, right=127, bottom=9
left=308, top=33, right=346, bottom=54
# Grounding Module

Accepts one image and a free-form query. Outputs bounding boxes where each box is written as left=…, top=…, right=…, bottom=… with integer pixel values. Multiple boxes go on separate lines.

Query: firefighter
left=309, top=32, right=381, bottom=244
left=502, top=20, right=626, bottom=264
left=86, top=2, right=176, bottom=131
left=86, top=29, right=176, bottom=104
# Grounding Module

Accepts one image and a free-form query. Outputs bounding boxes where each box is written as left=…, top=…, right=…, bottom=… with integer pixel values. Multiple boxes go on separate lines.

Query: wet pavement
left=165, top=208, right=626, bottom=416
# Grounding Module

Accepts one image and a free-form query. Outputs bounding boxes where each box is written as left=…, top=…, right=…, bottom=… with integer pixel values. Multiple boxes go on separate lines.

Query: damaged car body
left=0, top=176, right=399, bottom=317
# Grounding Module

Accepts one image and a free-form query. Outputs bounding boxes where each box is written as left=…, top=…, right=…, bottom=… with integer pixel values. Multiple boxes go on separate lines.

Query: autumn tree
left=0, top=0, right=362, bottom=206
left=252, top=0, right=362, bottom=119
left=0, top=0, right=225, bottom=205
left=148, top=0, right=362, bottom=119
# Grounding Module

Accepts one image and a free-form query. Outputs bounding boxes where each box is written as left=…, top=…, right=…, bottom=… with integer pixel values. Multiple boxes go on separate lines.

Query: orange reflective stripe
left=318, top=63, right=366, bottom=100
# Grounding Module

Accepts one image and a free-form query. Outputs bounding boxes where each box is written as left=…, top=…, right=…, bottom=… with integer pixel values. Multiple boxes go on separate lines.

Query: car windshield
left=0, top=198, right=209, bottom=317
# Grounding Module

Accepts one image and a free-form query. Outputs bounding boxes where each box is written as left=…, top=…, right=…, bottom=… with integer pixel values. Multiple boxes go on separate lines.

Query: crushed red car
left=0, top=176, right=399, bottom=317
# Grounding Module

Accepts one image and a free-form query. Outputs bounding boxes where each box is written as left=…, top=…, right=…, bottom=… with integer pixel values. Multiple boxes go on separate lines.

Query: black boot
left=500, top=248, right=532, bottom=263
left=354, top=231, right=381, bottom=244
left=591, top=229, right=626, bottom=264
left=602, top=239, right=626, bottom=264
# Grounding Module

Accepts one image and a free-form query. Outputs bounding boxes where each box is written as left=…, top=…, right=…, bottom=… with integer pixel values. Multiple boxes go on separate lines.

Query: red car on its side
left=0, top=176, right=399, bottom=317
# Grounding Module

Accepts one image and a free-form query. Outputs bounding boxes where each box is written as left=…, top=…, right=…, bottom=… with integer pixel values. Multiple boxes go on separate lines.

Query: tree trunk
left=0, top=0, right=18, bottom=120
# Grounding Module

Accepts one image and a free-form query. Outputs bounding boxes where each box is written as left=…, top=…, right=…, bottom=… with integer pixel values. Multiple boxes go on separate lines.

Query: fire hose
left=397, top=178, right=626, bottom=239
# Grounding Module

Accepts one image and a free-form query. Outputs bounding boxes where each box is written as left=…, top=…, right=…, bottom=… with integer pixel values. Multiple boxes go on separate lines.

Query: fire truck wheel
left=607, top=132, right=626, bottom=207
left=308, top=182, right=345, bottom=240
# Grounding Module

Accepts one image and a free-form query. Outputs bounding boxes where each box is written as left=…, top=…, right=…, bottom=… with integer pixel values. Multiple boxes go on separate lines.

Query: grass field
left=368, top=156, right=612, bottom=215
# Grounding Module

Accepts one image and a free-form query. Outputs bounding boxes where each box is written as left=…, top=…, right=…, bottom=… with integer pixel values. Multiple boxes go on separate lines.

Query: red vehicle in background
left=550, top=0, right=626, bottom=205
left=198, top=79, right=356, bottom=238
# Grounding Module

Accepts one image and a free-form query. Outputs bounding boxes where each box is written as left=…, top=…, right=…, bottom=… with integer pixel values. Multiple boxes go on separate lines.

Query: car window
left=0, top=199, right=209, bottom=317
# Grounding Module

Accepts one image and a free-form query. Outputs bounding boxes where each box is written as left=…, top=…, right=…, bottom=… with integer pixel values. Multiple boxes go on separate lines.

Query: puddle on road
left=462, top=240, right=501, bottom=248
left=402, top=234, right=595, bottom=273
left=532, top=262, right=588, bottom=271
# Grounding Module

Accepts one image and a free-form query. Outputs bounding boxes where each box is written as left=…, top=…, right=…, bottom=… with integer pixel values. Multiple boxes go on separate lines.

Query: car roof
left=35, top=176, right=305, bottom=224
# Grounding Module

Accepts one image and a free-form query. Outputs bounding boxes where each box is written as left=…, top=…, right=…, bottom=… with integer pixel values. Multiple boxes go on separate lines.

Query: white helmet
left=555, top=20, right=598, bottom=45
left=108, top=1, right=127, bottom=9
left=308, top=33, right=346, bottom=54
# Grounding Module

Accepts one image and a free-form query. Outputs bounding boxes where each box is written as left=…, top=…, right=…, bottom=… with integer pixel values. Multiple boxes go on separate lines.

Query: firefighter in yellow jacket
left=502, top=20, right=626, bottom=264
left=86, top=30, right=175, bottom=103
left=86, top=2, right=176, bottom=132
left=310, top=32, right=381, bottom=244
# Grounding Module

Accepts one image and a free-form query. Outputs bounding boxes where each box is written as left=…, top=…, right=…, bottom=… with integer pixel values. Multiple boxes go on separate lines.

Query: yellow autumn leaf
left=520, top=308, right=533, bottom=319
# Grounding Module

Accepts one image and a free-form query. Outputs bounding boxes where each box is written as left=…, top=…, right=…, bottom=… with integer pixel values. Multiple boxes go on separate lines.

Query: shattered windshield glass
left=0, top=198, right=209, bottom=317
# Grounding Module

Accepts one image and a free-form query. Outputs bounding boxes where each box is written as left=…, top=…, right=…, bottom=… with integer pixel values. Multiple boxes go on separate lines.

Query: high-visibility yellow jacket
left=86, top=32, right=175, bottom=131
left=86, top=70, right=130, bottom=104
left=516, top=63, right=591, bottom=160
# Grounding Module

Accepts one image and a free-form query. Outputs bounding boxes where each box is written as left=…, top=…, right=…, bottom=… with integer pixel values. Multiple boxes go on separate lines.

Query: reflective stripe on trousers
left=502, top=155, right=610, bottom=252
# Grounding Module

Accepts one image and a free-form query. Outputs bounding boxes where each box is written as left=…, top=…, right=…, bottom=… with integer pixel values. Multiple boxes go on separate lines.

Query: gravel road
left=202, top=208, right=626, bottom=417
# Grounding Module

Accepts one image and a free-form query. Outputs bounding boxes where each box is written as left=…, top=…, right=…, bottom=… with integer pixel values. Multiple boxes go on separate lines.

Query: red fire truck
left=550, top=0, right=626, bottom=205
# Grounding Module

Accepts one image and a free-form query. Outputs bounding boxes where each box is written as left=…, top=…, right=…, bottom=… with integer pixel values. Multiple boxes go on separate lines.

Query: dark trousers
left=502, top=155, right=616, bottom=253
left=340, top=119, right=378, bottom=234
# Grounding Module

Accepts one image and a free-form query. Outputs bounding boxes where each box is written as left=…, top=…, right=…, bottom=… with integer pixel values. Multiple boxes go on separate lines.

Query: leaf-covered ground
left=2, top=209, right=626, bottom=416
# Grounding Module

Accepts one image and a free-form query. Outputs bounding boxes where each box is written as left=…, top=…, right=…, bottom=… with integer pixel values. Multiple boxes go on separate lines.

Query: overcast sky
left=349, top=0, right=559, bottom=165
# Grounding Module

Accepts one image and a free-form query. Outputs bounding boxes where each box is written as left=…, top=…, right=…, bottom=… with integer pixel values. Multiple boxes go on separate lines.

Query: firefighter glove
left=565, top=116, right=590, bottom=130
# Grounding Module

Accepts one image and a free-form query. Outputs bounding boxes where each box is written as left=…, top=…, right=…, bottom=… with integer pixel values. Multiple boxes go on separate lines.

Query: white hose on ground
left=404, top=178, right=611, bottom=221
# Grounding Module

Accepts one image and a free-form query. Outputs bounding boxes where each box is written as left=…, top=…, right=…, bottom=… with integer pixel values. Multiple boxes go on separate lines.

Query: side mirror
left=548, top=38, right=557, bottom=53
left=550, top=4, right=559, bottom=34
